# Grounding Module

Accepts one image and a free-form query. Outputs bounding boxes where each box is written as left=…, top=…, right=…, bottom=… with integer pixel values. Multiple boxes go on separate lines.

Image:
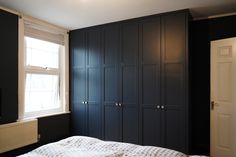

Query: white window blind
left=24, top=18, right=65, bottom=45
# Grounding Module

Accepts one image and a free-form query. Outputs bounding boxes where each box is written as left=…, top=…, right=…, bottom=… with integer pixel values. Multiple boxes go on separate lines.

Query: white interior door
left=211, top=37, right=236, bottom=157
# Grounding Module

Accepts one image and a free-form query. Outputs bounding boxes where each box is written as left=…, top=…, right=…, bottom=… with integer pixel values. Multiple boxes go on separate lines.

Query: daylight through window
left=20, top=17, right=69, bottom=119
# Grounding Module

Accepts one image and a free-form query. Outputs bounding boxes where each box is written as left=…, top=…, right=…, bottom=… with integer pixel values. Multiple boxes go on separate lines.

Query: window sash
left=23, top=37, right=63, bottom=118
left=24, top=36, right=61, bottom=69
left=25, top=66, right=60, bottom=75
left=23, top=72, right=62, bottom=118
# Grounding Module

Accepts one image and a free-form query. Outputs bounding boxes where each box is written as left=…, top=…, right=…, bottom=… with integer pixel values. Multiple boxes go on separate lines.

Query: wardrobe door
left=139, top=17, right=162, bottom=146
left=0, top=10, right=18, bottom=124
left=103, top=24, right=120, bottom=141
left=70, top=30, right=87, bottom=135
left=86, top=28, right=102, bottom=139
left=120, top=21, right=139, bottom=144
left=161, top=12, right=188, bottom=153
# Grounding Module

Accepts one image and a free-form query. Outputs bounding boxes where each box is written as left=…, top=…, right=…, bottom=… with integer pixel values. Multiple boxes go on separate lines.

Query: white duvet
left=18, top=136, right=188, bottom=157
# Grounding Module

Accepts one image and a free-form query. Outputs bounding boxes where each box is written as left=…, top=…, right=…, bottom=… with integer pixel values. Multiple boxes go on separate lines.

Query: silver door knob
left=115, top=102, right=118, bottom=106
left=161, top=106, right=165, bottom=109
left=82, top=101, right=85, bottom=104
left=119, top=103, right=122, bottom=107
left=85, top=101, right=88, bottom=104
left=157, top=105, right=160, bottom=109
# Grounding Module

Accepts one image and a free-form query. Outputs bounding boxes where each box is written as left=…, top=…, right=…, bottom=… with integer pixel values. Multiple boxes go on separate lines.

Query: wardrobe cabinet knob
left=161, top=106, right=165, bottom=109
left=157, top=105, right=160, bottom=109
left=115, top=102, right=118, bottom=106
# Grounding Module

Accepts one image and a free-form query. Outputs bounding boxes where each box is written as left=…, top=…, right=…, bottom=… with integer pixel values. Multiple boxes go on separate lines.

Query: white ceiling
left=0, top=0, right=236, bottom=30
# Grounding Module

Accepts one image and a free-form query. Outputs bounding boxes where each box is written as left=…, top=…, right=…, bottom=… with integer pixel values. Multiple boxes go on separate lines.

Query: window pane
left=25, top=74, right=60, bottom=112
left=25, top=36, right=60, bottom=68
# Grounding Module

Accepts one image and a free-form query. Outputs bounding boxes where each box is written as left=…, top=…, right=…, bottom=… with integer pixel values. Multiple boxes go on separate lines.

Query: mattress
left=18, top=136, right=189, bottom=157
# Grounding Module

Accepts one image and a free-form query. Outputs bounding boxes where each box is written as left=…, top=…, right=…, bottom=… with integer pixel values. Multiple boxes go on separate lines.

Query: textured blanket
left=19, top=136, right=187, bottom=157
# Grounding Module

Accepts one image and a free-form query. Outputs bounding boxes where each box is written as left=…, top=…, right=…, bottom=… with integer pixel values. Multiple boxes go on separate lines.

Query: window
left=19, top=17, right=69, bottom=119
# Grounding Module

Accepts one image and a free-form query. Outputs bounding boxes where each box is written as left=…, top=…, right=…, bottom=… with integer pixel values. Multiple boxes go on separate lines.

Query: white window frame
left=18, top=16, right=69, bottom=120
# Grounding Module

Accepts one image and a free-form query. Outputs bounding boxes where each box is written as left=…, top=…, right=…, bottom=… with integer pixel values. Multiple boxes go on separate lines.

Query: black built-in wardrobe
left=70, top=9, right=190, bottom=154
left=0, top=9, right=18, bottom=125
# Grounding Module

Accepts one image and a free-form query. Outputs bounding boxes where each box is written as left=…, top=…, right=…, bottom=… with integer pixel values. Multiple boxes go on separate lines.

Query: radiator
left=0, top=119, right=38, bottom=153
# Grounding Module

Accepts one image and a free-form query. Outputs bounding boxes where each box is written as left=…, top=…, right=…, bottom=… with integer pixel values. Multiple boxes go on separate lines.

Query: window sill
left=19, top=111, right=70, bottom=121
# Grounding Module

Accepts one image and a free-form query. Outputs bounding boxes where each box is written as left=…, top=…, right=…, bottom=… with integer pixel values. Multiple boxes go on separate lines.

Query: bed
left=18, top=136, right=204, bottom=157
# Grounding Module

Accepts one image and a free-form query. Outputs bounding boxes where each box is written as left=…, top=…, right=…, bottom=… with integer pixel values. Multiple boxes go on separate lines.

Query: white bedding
left=18, top=136, right=189, bottom=157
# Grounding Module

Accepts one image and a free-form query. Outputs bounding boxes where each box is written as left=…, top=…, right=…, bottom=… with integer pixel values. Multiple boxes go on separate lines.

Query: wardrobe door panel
left=88, top=102, right=101, bottom=138
left=161, top=14, right=187, bottom=102
left=70, top=30, right=87, bottom=135
left=87, top=28, right=101, bottom=66
left=142, top=107, right=162, bottom=146
left=103, top=24, right=119, bottom=104
left=123, top=107, right=139, bottom=144
left=140, top=17, right=162, bottom=146
left=142, top=18, right=160, bottom=64
left=87, top=68, right=101, bottom=102
left=163, top=13, right=185, bottom=62
left=72, top=68, right=86, bottom=103
left=161, top=11, right=188, bottom=153
left=121, top=21, right=139, bottom=144
left=87, top=28, right=102, bottom=138
left=164, top=64, right=184, bottom=106
left=72, top=103, right=87, bottom=135
left=104, top=24, right=119, bottom=65
left=142, top=65, right=160, bottom=104
left=140, top=17, right=161, bottom=105
left=122, top=66, right=136, bottom=103
left=71, top=72, right=86, bottom=135
left=71, top=31, right=86, bottom=67
left=103, top=24, right=120, bottom=141
left=104, top=67, right=118, bottom=102
left=165, top=109, right=185, bottom=152
left=103, top=65, right=119, bottom=140
left=71, top=30, right=86, bottom=103
left=121, top=21, right=138, bottom=104
left=87, top=67, right=101, bottom=138
left=122, top=21, right=138, bottom=64
left=104, top=106, right=120, bottom=141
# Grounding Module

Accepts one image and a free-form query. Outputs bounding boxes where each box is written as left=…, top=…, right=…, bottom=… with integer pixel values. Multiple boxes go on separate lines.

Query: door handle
left=119, top=103, right=122, bottom=107
left=211, top=101, right=219, bottom=110
left=115, top=102, right=119, bottom=106
left=211, top=101, right=214, bottom=110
